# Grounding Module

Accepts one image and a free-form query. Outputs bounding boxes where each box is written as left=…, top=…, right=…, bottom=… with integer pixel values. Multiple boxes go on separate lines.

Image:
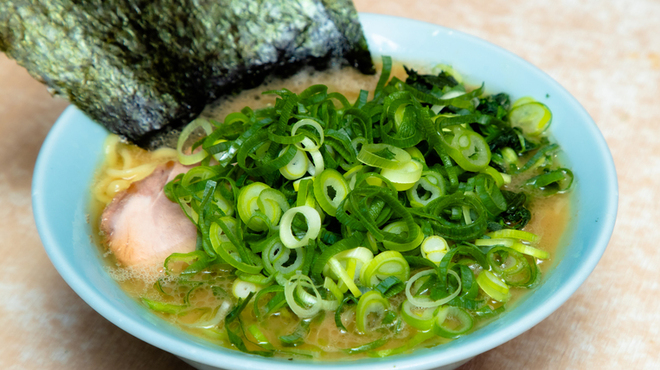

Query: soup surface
left=92, top=61, right=572, bottom=360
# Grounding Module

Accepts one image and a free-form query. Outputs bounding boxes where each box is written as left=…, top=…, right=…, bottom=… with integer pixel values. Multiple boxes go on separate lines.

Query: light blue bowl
left=32, top=14, right=617, bottom=370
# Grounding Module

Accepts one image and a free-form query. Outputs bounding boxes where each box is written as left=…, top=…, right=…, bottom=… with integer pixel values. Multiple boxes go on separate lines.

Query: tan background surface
left=1, top=0, right=658, bottom=369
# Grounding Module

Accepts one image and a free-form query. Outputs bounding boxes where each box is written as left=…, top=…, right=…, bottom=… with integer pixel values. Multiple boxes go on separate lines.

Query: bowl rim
left=32, top=12, right=618, bottom=370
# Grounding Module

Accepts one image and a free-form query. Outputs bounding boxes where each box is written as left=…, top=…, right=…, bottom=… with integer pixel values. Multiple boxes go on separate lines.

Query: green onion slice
left=357, top=143, right=412, bottom=169
left=420, top=236, right=449, bottom=265
left=279, top=206, right=322, bottom=249
left=261, top=238, right=305, bottom=281
left=279, top=148, right=309, bottom=180
left=177, top=118, right=214, bottom=165
left=183, top=301, right=233, bottom=329
left=324, top=277, right=344, bottom=302
left=510, top=242, right=550, bottom=259
left=511, top=96, right=536, bottom=108
left=292, top=119, right=325, bottom=152
left=487, top=229, right=540, bottom=244
left=209, top=221, right=263, bottom=275
left=474, top=174, right=507, bottom=215
left=405, top=269, right=462, bottom=308
left=508, top=101, right=552, bottom=136
left=381, top=221, right=424, bottom=252
left=486, top=246, right=536, bottom=286
left=284, top=274, right=323, bottom=318
left=313, top=168, right=350, bottom=217
left=407, top=171, right=446, bottom=207
left=440, top=126, right=491, bottom=172
left=525, top=168, right=574, bottom=195
left=302, top=138, right=325, bottom=176
left=476, top=270, right=510, bottom=302
left=323, top=247, right=373, bottom=297
left=360, top=250, right=410, bottom=288
left=355, top=290, right=390, bottom=333
left=232, top=278, right=262, bottom=299
left=375, top=276, right=405, bottom=298
left=433, top=306, right=474, bottom=338
left=237, top=182, right=270, bottom=232
left=142, top=297, right=188, bottom=314
left=401, top=299, right=436, bottom=330
left=423, top=192, right=488, bottom=241
left=380, top=159, right=423, bottom=191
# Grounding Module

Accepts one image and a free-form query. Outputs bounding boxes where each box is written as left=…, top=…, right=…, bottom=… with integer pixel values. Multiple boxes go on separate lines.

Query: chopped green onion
left=487, top=229, right=540, bottom=244
left=291, top=119, right=325, bottom=152
left=148, top=56, right=573, bottom=356
left=405, top=269, right=462, bottom=308
left=380, top=159, right=423, bottom=191
left=313, top=169, right=350, bottom=216
left=232, top=278, right=262, bottom=299
left=525, top=168, right=573, bottom=195
left=280, top=148, right=309, bottom=180
left=401, top=299, right=436, bottom=330
left=510, top=242, right=550, bottom=259
left=360, top=250, right=410, bottom=288
left=177, top=118, right=213, bottom=165
left=421, top=236, right=449, bottom=264
left=433, top=306, right=474, bottom=338
left=279, top=206, right=322, bottom=249
left=355, top=290, right=390, bottom=333
left=284, top=274, right=323, bottom=318
left=508, top=101, right=552, bottom=136
left=357, top=143, right=412, bottom=169
left=407, top=171, right=446, bottom=207
left=476, top=270, right=510, bottom=302
left=381, top=221, right=424, bottom=251
left=237, top=182, right=271, bottom=231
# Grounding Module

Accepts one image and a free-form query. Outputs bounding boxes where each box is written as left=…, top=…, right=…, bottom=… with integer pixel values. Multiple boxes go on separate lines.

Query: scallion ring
left=433, top=306, right=474, bottom=338
left=279, top=147, right=309, bottom=180
left=279, top=206, right=322, bottom=249
left=313, top=169, right=350, bottom=217
left=357, top=143, right=412, bottom=169
left=380, top=159, right=423, bottom=191
left=291, top=119, right=325, bottom=152
left=360, top=250, right=410, bottom=288
left=177, top=118, right=214, bottom=165
left=356, top=290, right=390, bottom=333
left=420, top=236, right=449, bottom=265
left=400, top=299, right=436, bottom=330
left=381, top=221, right=424, bottom=251
left=405, top=269, right=462, bottom=308
left=476, top=270, right=510, bottom=302
left=284, top=274, right=322, bottom=318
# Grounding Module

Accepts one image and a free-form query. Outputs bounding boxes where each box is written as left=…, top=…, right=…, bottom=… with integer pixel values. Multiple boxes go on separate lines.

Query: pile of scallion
left=145, top=56, right=573, bottom=357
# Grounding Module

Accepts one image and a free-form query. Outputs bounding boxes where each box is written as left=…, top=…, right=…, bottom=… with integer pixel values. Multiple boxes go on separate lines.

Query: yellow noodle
left=106, top=163, right=158, bottom=180
left=152, top=147, right=178, bottom=160
left=119, top=147, right=135, bottom=169
left=92, top=134, right=176, bottom=205
left=106, top=179, right=131, bottom=196
left=92, top=177, right=114, bottom=205
left=103, top=134, right=120, bottom=168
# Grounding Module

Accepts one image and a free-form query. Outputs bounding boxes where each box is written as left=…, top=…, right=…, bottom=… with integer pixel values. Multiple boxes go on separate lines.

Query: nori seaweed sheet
left=0, top=0, right=373, bottom=147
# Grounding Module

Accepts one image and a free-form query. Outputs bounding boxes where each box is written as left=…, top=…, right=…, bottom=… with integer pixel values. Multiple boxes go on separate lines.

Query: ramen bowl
left=32, top=13, right=617, bottom=370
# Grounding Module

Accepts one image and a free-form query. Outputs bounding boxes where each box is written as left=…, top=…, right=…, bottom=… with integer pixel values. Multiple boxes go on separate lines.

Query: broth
left=91, top=63, right=572, bottom=360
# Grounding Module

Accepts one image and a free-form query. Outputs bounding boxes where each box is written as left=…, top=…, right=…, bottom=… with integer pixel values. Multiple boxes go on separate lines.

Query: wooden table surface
left=1, top=0, right=658, bottom=369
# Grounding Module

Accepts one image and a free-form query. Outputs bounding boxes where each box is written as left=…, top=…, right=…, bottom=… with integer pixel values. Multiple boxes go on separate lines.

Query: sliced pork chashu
left=100, top=161, right=197, bottom=267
